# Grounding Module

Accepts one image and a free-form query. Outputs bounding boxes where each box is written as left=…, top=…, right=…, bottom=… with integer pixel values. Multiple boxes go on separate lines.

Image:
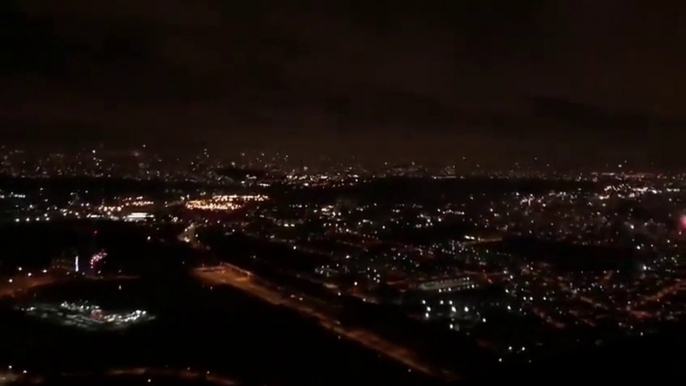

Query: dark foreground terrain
left=0, top=275, right=435, bottom=386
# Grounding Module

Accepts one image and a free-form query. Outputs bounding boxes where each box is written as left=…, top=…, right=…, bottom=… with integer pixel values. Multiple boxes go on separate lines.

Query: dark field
left=0, top=277, right=435, bottom=386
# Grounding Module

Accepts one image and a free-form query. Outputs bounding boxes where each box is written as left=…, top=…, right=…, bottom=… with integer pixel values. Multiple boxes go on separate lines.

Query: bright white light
left=126, top=212, right=150, bottom=220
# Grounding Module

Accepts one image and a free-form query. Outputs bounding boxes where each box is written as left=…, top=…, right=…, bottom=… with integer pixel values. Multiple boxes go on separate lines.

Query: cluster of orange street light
left=185, top=194, right=268, bottom=211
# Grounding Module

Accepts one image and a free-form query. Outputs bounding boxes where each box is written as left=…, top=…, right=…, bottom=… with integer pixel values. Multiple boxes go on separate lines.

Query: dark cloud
left=529, top=97, right=685, bottom=134
left=0, top=2, right=64, bottom=76
left=0, top=0, right=685, bottom=166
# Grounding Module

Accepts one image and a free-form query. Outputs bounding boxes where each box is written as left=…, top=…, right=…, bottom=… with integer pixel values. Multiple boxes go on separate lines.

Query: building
left=51, top=254, right=77, bottom=275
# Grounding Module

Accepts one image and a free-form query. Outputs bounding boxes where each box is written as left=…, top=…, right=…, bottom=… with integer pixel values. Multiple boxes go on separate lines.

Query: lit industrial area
left=18, top=302, right=154, bottom=331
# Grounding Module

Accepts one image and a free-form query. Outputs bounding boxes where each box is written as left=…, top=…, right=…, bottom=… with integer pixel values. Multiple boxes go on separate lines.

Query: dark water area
left=0, top=276, right=434, bottom=386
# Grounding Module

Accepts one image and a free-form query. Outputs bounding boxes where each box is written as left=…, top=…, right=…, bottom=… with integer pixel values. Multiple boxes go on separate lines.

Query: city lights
left=184, top=194, right=268, bottom=211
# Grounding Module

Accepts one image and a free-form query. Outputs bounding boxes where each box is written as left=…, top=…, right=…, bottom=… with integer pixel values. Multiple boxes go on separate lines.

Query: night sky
left=1, top=0, right=685, bottom=167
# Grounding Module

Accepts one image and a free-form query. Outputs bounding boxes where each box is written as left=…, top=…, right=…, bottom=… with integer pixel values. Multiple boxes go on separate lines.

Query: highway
left=193, top=264, right=459, bottom=381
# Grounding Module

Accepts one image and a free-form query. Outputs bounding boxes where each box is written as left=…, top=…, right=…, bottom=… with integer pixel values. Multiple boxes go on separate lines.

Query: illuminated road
left=0, top=370, right=20, bottom=385
left=558, top=278, right=683, bottom=321
left=635, top=281, right=684, bottom=307
left=63, top=367, right=236, bottom=385
left=531, top=307, right=566, bottom=329
left=193, top=265, right=458, bottom=381
left=0, top=274, right=139, bottom=299
left=0, top=275, right=57, bottom=298
left=627, top=281, right=685, bottom=319
left=2, top=367, right=236, bottom=386
left=461, top=237, right=503, bottom=246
